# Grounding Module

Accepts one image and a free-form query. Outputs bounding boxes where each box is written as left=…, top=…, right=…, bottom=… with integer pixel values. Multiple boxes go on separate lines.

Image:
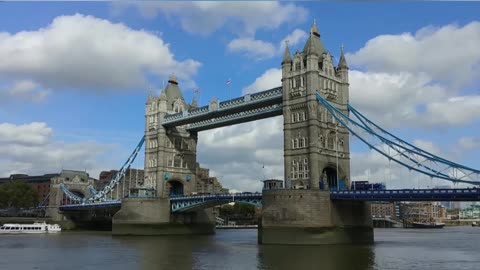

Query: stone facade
left=281, top=21, right=350, bottom=190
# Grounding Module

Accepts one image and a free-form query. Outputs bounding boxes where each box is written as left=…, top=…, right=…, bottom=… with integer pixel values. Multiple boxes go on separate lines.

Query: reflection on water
left=0, top=227, right=479, bottom=270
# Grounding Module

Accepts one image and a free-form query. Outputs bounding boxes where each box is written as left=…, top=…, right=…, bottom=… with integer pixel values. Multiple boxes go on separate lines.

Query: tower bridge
left=56, top=21, right=480, bottom=245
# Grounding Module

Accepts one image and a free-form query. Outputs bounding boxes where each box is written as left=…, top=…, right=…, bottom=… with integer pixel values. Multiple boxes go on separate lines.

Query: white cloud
left=348, top=21, right=480, bottom=88
left=279, top=28, right=308, bottom=52
left=457, top=137, right=480, bottom=150
left=0, top=122, right=117, bottom=179
left=227, top=29, right=308, bottom=60
left=227, top=38, right=276, bottom=59
left=198, top=117, right=284, bottom=192
left=0, top=122, right=52, bottom=146
left=117, top=2, right=308, bottom=37
left=242, top=68, right=281, bottom=94
left=0, top=80, right=50, bottom=103
left=349, top=70, right=480, bottom=128
left=419, top=96, right=480, bottom=126
left=0, top=14, right=201, bottom=91
left=413, top=139, right=442, bottom=156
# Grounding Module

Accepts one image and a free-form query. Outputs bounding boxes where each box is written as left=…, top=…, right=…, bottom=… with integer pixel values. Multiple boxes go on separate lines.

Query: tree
left=0, top=181, right=39, bottom=209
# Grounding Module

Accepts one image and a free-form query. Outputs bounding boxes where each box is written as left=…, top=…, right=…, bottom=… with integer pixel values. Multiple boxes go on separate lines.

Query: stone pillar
left=112, top=197, right=215, bottom=235
left=259, top=189, right=373, bottom=245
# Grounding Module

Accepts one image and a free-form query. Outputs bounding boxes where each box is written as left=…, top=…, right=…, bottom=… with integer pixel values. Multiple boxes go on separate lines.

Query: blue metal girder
left=59, top=200, right=121, bottom=211
left=330, top=188, right=480, bottom=201
left=186, top=104, right=282, bottom=132
left=162, top=87, right=283, bottom=128
left=170, top=193, right=262, bottom=212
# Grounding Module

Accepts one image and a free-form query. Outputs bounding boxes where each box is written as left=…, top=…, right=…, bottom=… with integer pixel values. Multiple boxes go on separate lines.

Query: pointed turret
left=282, top=40, right=292, bottom=65
left=303, top=19, right=326, bottom=57
left=191, top=95, right=198, bottom=109
left=159, top=88, right=167, bottom=101
left=338, top=44, right=348, bottom=70
left=163, top=73, right=185, bottom=111
left=147, top=89, right=153, bottom=102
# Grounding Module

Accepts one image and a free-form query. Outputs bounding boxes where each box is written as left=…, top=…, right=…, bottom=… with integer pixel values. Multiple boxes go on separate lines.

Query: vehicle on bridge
left=351, top=181, right=386, bottom=191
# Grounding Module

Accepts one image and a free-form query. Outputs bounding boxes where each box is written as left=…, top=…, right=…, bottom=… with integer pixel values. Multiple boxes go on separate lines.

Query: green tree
left=0, top=181, right=39, bottom=208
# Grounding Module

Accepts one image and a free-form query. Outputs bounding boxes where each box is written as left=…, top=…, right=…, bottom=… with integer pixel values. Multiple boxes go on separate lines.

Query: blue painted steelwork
left=330, top=188, right=480, bottom=201
left=59, top=200, right=121, bottom=211
left=186, top=104, right=283, bottom=132
left=315, top=92, right=480, bottom=186
left=162, top=87, right=283, bottom=131
left=61, top=136, right=145, bottom=203
left=170, top=193, right=262, bottom=212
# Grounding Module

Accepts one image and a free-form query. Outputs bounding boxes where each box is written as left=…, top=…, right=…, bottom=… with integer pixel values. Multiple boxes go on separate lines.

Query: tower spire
left=338, top=43, right=348, bottom=69
left=282, top=40, right=292, bottom=65
left=311, top=18, right=320, bottom=37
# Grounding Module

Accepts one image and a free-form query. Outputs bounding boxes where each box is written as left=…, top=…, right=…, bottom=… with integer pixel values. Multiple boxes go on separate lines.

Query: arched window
left=327, top=132, right=335, bottom=149
left=174, top=155, right=182, bottom=167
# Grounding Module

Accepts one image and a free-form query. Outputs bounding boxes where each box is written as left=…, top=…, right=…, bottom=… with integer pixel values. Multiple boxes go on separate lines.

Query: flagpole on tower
left=226, top=78, right=232, bottom=100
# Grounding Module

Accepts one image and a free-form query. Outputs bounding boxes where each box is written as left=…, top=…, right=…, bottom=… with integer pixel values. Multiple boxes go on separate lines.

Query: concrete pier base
left=259, top=189, right=373, bottom=245
left=112, top=197, right=215, bottom=236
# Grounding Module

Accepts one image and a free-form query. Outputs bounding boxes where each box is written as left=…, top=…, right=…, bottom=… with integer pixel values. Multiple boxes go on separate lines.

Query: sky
left=0, top=2, right=479, bottom=192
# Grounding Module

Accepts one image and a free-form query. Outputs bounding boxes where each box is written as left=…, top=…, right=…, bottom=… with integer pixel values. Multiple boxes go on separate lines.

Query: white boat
left=0, top=222, right=61, bottom=234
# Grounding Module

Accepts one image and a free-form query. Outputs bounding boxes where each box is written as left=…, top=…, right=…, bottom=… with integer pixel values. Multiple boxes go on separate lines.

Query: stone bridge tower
left=281, top=21, right=350, bottom=191
left=259, top=21, right=373, bottom=245
left=113, top=75, right=214, bottom=235
left=144, top=75, right=198, bottom=198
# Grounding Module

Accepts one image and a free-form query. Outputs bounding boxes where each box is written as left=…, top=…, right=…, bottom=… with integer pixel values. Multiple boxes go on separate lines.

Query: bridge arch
left=167, top=180, right=184, bottom=197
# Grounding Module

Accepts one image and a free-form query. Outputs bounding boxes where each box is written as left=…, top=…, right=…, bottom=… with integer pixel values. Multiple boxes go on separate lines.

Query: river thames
left=0, top=227, right=479, bottom=270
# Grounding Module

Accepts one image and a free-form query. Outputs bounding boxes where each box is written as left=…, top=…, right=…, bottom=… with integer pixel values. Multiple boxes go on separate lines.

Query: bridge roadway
left=59, top=188, right=480, bottom=213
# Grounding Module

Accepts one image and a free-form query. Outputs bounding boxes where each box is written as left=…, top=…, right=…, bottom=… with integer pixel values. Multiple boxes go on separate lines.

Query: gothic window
left=167, top=156, right=173, bottom=167
left=182, top=139, right=189, bottom=150
left=327, top=132, right=335, bottom=149
left=174, top=138, right=181, bottom=149
left=295, top=62, right=301, bottom=71
left=301, top=138, right=306, bottom=148
left=291, top=113, right=295, bottom=123
left=323, top=79, right=326, bottom=89
left=174, top=155, right=182, bottom=167
left=294, top=138, right=299, bottom=149
left=291, top=139, right=295, bottom=149
left=302, top=111, right=306, bottom=121
left=182, top=158, right=188, bottom=168
left=295, top=77, right=301, bottom=89
left=300, top=76, right=304, bottom=87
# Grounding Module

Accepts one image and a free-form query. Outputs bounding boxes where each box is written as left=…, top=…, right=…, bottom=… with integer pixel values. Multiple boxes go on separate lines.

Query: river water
left=0, top=227, right=479, bottom=270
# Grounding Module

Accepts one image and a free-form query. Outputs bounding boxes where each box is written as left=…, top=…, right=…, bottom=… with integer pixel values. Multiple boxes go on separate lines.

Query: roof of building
left=282, top=42, right=292, bottom=64
left=337, top=44, right=348, bottom=69
left=0, top=173, right=60, bottom=184
left=303, top=21, right=326, bottom=58
left=161, top=74, right=187, bottom=111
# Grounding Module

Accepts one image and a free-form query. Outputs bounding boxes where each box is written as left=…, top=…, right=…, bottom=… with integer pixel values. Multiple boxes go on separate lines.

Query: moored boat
left=411, top=221, right=445, bottom=229
left=472, top=222, right=479, bottom=227
left=0, top=222, right=61, bottom=234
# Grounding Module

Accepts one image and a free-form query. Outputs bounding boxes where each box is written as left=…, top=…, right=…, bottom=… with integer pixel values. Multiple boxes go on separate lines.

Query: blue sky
left=1, top=2, right=479, bottom=191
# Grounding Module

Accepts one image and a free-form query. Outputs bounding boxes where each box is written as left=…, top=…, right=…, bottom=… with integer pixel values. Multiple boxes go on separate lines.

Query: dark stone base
left=112, top=222, right=215, bottom=236
left=258, top=225, right=374, bottom=245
